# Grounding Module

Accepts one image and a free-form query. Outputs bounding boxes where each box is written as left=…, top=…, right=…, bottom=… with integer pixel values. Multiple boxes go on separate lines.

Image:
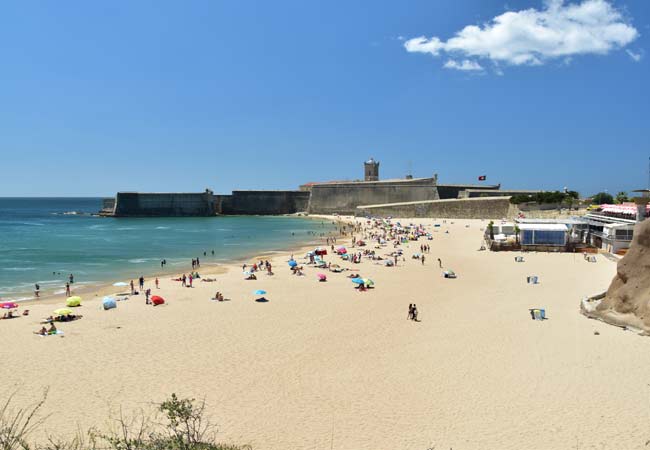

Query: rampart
left=216, top=191, right=310, bottom=215
left=436, top=184, right=501, bottom=199
left=308, top=178, right=438, bottom=215
left=113, top=191, right=215, bottom=217
left=356, top=196, right=515, bottom=219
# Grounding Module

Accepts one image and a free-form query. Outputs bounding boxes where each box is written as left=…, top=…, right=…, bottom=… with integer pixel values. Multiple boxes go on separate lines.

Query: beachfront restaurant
left=518, top=223, right=568, bottom=249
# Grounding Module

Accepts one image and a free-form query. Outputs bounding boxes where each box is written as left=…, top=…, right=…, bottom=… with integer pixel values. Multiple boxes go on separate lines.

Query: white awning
left=518, top=223, right=568, bottom=232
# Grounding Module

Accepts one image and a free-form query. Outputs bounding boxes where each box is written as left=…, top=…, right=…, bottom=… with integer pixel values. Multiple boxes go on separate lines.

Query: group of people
left=34, top=323, right=58, bottom=336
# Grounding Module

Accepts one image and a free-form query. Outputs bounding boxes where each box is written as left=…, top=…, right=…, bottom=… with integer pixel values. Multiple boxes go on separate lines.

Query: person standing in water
left=34, top=283, right=40, bottom=298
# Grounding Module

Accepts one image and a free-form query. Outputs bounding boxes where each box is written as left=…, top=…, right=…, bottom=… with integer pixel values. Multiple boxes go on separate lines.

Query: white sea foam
left=2, top=267, right=36, bottom=271
left=155, top=226, right=170, bottom=230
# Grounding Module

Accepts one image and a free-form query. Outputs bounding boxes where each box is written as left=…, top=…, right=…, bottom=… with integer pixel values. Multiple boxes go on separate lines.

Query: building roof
left=518, top=223, right=568, bottom=232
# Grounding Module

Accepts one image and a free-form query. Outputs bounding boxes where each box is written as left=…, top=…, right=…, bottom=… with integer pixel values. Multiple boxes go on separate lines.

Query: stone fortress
left=102, top=159, right=535, bottom=218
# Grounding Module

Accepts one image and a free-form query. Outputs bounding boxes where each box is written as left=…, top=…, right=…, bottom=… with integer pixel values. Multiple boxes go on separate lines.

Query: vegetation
left=590, top=192, right=614, bottom=205
left=509, top=190, right=579, bottom=205
left=514, top=224, right=520, bottom=244
left=615, top=191, right=629, bottom=204
left=0, top=391, right=250, bottom=450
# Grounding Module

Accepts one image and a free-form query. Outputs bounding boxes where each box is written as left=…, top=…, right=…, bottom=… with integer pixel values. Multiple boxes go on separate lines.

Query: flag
left=478, top=175, right=486, bottom=181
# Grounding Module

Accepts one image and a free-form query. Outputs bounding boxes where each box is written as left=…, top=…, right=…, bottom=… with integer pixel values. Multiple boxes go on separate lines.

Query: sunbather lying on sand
left=34, top=326, right=48, bottom=336
left=201, top=278, right=217, bottom=282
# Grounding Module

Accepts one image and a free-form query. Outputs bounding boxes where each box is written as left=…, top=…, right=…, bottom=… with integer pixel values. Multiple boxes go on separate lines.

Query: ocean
left=0, top=198, right=334, bottom=301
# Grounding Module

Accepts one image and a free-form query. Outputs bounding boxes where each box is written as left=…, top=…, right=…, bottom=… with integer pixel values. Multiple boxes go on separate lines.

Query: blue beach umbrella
left=254, top=290, right=267, bottom=296
left=288, top=260, right=298, bottom=267
left=351, top=278, right=364, bottom=284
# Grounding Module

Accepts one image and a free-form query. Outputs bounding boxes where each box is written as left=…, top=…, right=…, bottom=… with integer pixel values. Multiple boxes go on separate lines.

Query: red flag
left=478, top=175, right=486, bottom=181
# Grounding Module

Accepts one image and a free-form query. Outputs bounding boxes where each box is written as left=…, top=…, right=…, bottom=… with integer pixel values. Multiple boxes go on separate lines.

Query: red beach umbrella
left=151, top=295, right=165, bottom=306
left=0, top=302, right=19, bottom=309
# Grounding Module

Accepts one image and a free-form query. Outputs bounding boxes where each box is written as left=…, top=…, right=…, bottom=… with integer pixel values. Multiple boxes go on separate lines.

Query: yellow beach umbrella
left=66, top=296, right=82, bottom=307
left=54, top=308, right=73, bottom=316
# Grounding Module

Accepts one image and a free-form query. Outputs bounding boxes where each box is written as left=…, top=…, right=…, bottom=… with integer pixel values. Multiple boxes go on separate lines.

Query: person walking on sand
left=65, top=282, right=71, bottom=297
left=421, top=255, right=425, bottom=265
left=437, top=258, right=442, bottom=268
left=145, top=288, right=151, bottom=304
left=155, top=277, right=159, bottom=289
left=407, top=303, right=413, bottom=320
left=189, top=274, right=193, bottom=288
left=139, top=276, right=144, bottom=291
left=412, top=304, right=419, bottom=321
left=181, top=274, right=186, bottom=287
left=130, top=280, right=135, bottom=295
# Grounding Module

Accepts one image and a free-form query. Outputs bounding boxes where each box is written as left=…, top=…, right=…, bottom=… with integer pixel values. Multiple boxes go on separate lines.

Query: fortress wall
left=114, top=192, right=215, bottom=217
left=356, top=196, right=515, bottom=219
left=436, top=184, right=500, bottom=199
left=220, top=191, right=310, bottom=215
left=308, top=179, right=438, bottom=215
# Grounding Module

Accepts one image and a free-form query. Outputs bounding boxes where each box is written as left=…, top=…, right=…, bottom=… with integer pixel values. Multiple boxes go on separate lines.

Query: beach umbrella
left=102, top=296, right=117, bottom=310
left=254, top=290, right=267, bottom=296
left=351, top=278, right=364, bottom=284
left=0, top=302, right=19, bottom=309
left=362, top=278, right=374, bottom=286
left=113, top=282, right=128, bottom=287
left=151, top=295, right=165, bottom=306
left=66, top=296, right=82, bottom=307
left=53, top=308, right=73, bottom=316
left=288, top=260, right=298, bottom=267
left=337, top=247, right=347, bottom=254
left=317, top=273, right=327, bottom=281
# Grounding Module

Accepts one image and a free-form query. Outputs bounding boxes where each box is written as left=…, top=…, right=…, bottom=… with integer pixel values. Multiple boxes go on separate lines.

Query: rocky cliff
left=584, top=219, right=650, bottom=333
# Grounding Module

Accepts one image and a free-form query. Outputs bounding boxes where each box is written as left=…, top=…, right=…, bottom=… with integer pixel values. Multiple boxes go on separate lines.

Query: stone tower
left=364, top=157, right=379, bottom=181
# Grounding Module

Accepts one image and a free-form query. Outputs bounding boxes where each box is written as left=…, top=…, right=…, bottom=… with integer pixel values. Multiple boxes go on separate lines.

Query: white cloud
left=404, top=0, right=639, bottom=72
left=443, top=59, right=484, bottom=71
left=626, top=49, right=642, bottom=61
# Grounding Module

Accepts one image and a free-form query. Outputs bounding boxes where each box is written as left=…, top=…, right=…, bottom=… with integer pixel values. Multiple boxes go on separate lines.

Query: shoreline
left=12, top=215, right=354, bottom=309
left=3, top=214, right=348, bottom=304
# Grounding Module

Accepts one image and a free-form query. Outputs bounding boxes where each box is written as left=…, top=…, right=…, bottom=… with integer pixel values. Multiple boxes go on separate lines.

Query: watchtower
left=364, top=158, right=379, bottom=182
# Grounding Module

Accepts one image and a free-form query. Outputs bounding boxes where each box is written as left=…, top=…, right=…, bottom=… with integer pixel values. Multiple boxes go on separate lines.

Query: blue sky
left=0, top=0, right=648, bottom=197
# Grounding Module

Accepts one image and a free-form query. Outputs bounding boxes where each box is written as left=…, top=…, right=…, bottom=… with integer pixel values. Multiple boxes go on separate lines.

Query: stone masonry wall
left=308, top=179, right=438, bottom=215
left=356, top=197, right=516, bottom=219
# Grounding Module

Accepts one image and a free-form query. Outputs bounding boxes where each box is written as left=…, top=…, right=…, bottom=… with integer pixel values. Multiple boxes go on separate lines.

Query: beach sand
left=2, top=217, right=647, bottom=450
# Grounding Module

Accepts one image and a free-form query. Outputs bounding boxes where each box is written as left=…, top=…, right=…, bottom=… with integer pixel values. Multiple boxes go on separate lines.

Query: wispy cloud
left=404, top=0, right=639, bottom=72
left=626, top=49, right=643, bottom=62
left=443, top=59, right=484, bottom=71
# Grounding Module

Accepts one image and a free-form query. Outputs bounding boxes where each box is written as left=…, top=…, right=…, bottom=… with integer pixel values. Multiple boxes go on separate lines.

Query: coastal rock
left=585, top=219, right=650, bottom=334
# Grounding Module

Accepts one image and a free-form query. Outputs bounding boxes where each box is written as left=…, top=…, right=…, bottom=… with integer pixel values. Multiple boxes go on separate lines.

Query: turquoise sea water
left=0, top=198, right=334, bottom=301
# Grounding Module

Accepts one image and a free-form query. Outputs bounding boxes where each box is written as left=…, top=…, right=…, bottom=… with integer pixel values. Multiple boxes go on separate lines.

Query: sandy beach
left=2, top=216, right=647, bottom=450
